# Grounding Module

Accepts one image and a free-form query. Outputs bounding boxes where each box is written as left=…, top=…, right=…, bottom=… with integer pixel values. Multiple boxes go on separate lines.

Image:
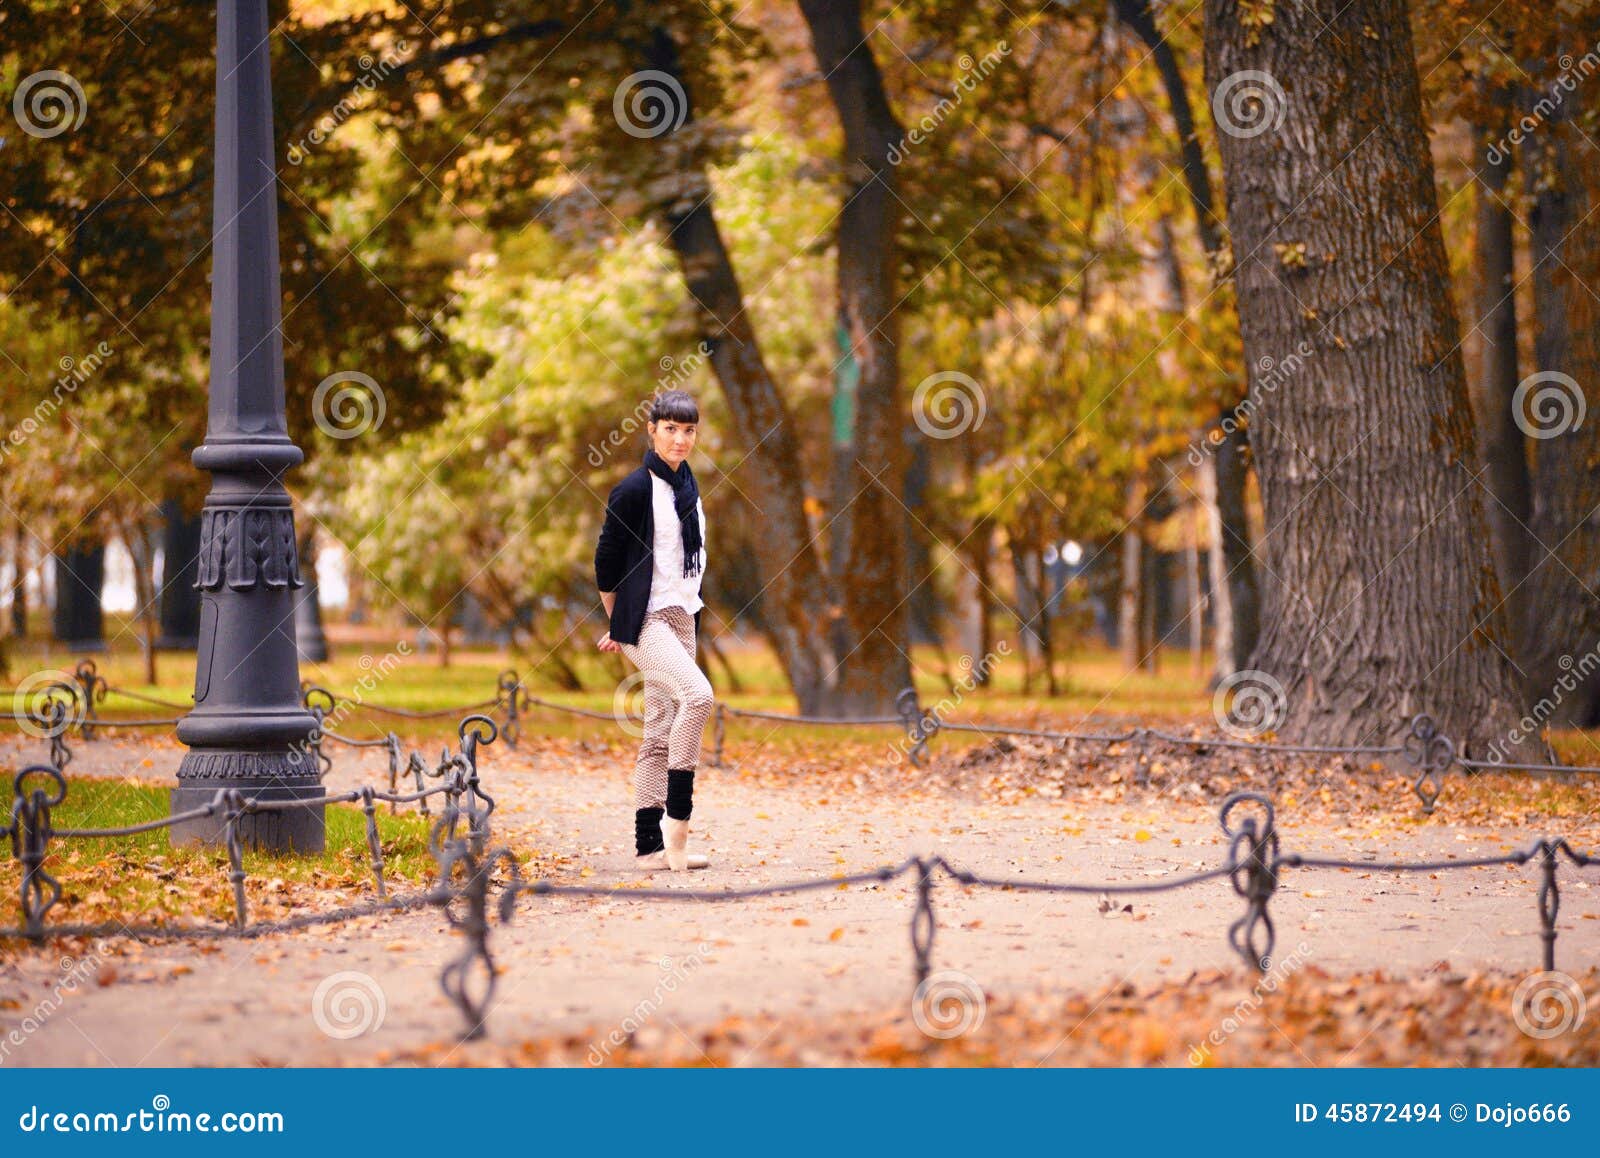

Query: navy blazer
left=594, top=465, right=704, bottom=645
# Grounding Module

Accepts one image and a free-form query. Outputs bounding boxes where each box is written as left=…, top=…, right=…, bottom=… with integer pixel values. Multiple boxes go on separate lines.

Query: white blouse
left=645, top=472, right=706, bottom=616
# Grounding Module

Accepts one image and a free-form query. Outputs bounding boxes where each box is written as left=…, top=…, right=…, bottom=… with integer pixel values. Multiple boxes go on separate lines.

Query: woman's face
left=648, top=417, right=697, bottom=468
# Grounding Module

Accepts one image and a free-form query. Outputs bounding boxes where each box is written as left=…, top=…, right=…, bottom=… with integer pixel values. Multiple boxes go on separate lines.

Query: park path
left=1, top=729, right=1595, bottom=1066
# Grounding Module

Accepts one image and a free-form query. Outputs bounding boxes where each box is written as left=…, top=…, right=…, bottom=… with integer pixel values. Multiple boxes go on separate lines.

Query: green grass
left=0, top=774, right=439, bottom=931
left=8, top=617, right=1600, bottom=766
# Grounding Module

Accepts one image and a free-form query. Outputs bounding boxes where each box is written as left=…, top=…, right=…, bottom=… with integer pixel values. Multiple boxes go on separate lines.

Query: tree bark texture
left=1205, top=0, right=1537, bottom=755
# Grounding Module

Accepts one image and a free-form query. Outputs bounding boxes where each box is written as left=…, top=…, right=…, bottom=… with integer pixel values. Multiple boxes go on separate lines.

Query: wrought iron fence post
left=457, top=715, right=500, bottom=851
left=361, top=786, right=387, bottom=898
left=222, top=789, right=249, bottom=929
left=1403, top=713, right=1455, bottom=814
left=1536, top=839, right=1560, bottom=973
left=74, top=660, right=106, bottom=743
left=1222, top=792, right=1279, bottom=972
left=428, top=811, right=516, bottom=1039
left=301, top=685, right=335, bottom=779
left=896, top=687, right=940, bottom=768
left=1133, top=727, right=1152, bottom=789
left=11, top=766, right=65, bottom=939
left=496, top=671, right=525, bottom=750
left=911, top=855, right=936, bottom=990
left=385, top=732, right=403, bottom=814
left=409, top=752, right=431, bottom=819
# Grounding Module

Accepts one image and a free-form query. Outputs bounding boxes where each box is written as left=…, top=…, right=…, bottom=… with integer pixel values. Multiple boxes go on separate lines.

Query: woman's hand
left=597, top=631, right=620, bottom=653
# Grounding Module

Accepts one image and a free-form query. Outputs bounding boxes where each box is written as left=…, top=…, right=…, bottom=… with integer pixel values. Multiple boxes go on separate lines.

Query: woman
left=593, top=389, right=714, bottom=871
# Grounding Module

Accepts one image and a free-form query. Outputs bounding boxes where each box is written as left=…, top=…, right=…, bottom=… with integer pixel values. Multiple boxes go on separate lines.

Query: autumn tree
left=1204, top=0, right=1541, bottom=755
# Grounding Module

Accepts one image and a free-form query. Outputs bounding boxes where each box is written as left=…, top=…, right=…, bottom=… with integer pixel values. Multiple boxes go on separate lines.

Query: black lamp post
left=170, top=0, right=323, bottom=851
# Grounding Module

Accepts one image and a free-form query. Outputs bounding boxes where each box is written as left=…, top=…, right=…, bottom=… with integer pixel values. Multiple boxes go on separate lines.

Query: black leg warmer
left=665, top=768, right=695, bottom=821
left=635, top=806, right=665, bottom=855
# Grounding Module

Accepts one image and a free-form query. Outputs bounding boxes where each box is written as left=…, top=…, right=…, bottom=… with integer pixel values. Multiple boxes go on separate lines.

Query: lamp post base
left=170, top=749, right=326, bottom=852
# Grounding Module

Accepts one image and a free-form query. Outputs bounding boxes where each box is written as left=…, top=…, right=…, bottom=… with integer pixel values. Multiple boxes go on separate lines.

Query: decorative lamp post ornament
left=170, top=0, right=323, bottom=851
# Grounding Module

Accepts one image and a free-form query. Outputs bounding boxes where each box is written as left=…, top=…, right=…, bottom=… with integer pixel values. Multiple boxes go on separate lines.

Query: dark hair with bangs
left=649, top=389, right=699, bottom=425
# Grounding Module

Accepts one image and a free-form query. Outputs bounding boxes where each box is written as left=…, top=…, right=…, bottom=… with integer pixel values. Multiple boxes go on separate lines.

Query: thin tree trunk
left=1186, top=500, right=1205, bottom=677
left=641, top=27, right=842, bottom=716
left=1471, top=91, right=1532, bottom=619
left=1212, top=414, right=1259, bottom=671
left=1205, top=0, right=1538, bottom=756
left=9, top=520, right=26, bottom=639
left=1140, top=538, right=1161, bottom=676
left=122, top=520, right=160, bottom=685
left=699, top=629, right=744, bottom=695
left=962, top=516, right=996, bottom=683
left=1012, top=541, right=1039, bottom=692
left=1113, top=0, right=1223, bottom=257
left=796, top=0, right=913, bottom=713
left=1114, top=0, right=1259, bottom=672
left=1119, top=475, right=1145, bottom=673
left=1197, top=452, right=1233, bottom=683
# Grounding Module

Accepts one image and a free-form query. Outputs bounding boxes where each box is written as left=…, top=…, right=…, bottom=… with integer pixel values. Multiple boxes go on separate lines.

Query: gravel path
left=2, top=730, right=1595, bottom=1066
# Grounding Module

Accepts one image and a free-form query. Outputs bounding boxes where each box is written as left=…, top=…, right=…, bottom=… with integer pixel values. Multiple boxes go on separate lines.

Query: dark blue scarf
left=643, top=447, right=702, bottom=577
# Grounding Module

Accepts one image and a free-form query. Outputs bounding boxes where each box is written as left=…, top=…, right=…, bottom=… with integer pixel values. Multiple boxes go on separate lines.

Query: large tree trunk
left=1204, top=0, right=1537, bottom=756
left=796, top=0, right=913, bottom=712
left=1470, top=94, right=1532, bottom=623
left=639, top=29, right=843, bottom=715
left=1520, top=111, right=1600, bottom=727
left=1114, top=0, right=1260, bottom=678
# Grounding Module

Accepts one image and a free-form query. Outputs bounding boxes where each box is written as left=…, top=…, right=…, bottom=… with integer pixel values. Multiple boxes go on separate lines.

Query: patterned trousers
left=617, top=605, right=715, bottom=809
